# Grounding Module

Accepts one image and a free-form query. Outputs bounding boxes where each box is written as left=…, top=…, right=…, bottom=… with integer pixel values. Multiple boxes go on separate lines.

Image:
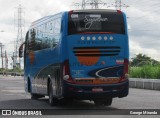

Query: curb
left=129, top=78, right=160, bottom=91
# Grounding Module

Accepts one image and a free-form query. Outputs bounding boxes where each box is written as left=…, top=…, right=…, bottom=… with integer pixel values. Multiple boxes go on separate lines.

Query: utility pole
left=5, top=50, right=8, bottom=70
left=14, top=4, right=25, bottom=69
left=0, top=43, right=4, bottom=69
left=82, top=0, right=86, bottom=9
left=115, top=0, right=121, bottom=10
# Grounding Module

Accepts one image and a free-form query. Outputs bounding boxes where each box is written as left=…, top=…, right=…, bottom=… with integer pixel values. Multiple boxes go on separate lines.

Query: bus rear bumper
left=63, top=81, right=129, bottom=100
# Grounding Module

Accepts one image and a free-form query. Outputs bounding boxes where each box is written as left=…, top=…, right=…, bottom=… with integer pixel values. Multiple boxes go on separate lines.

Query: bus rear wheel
left=31, top=94, right=44, bottom=99
left=49, top=82, right=58, bottom=106
left=94, top=98, right=112, bottom=106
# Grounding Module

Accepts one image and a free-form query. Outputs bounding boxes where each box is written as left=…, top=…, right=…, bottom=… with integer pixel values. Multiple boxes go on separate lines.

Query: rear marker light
left=92, top=36, right=96, bottom=40
left=87, top=36, right=90, bottom=40
left=117, top=10, right=122, bottom=14
left=81, top=36, right=85, bottom=40
left=69, top=10, right=74, bottom=15
left=110, top=36, right=113, bottom=40
left=98, top=36, right=102, bottom=40
left=104, top=36, right=107, bottom=40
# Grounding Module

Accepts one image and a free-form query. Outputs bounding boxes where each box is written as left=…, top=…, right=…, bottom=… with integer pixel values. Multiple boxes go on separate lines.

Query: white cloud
left=129, top=40, right=160, bottom=61
left=0, top=0, right=160, bottom=69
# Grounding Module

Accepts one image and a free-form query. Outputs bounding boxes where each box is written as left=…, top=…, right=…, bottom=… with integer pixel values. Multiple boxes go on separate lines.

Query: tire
left=94, top=98, right=112, bottom=106
left=59, top=98, right=74, bottom=105
left=49, top=82, right=58, bottom=106
left=31, top=94, right=44, bottom=100
left=103, top=98, right=112, bottom=106
left=94, top=100, right=104, bottom=106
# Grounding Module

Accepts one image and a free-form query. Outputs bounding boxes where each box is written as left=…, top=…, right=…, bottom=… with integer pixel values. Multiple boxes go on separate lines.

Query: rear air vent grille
left=73, top=46, right=120, bottom=56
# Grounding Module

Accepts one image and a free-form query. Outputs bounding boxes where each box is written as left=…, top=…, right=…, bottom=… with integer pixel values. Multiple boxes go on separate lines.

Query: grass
left=129, top=65, right=160, bottom=79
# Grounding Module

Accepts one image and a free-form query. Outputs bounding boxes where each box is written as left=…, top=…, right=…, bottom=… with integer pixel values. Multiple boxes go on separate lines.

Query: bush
left=130, top=65, right=160, bottom=79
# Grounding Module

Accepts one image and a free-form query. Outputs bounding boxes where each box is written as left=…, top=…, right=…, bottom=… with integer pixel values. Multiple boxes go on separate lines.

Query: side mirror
left=19, top=42, right=25, bottom=58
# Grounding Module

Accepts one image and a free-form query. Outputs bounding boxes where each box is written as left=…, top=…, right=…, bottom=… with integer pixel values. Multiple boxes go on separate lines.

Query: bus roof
left=29, top=9, right=123, bottom=29
left=30, top=12, right=63, bottom=28
left=70, top=9, right=121, bottom=13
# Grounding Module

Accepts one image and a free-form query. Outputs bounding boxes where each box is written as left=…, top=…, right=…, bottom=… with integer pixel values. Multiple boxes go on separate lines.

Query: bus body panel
left=24, top=12, right=65, bottom=97
left=67, top=34, right=126, bottom=80
left=63, top=81, right=129, bottom=99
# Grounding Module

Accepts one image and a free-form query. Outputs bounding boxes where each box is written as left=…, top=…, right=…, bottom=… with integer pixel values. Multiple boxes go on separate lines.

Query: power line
left=72, top=0, right=129, bottom=10
left=115, top=0, right=129, bottom=10
left=73, top=0, right=109, bottom=9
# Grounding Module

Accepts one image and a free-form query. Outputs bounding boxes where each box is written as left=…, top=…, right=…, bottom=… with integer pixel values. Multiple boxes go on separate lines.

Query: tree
left=130, top=53, right=159, bottom=66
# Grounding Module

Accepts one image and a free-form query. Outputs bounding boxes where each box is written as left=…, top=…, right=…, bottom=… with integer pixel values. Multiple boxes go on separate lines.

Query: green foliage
left=130, top=65, right=160, bottom=79
left=130, top=53, right=160, bottom=79
left=129, top=67, right=142, bottom=78
left=14, top=67, right=24, bottom=73
left=0, top=68, right=24, bottom=73
left=131, top=53, right=160, bottom=67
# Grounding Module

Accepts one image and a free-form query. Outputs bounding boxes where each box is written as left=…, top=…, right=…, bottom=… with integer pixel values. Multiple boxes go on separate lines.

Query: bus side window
left=34, top=27, right=42, bottom=51
left=28, top=29, right=36, bottom=51
left=25, top=31, right=29, bottom=53
left=61, top=20, right=63, bottom=33
left=53, top=18, right=61, bottom=46
left=26, top=31, right=30, bottom=54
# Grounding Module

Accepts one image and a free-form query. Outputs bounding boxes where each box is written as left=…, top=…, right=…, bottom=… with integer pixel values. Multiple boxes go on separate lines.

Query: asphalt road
left=0, top=75, right=159, bottom=118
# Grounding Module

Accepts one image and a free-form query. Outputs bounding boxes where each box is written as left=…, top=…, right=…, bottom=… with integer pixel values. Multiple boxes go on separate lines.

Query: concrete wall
left=129, top=78, right=160, bottom=91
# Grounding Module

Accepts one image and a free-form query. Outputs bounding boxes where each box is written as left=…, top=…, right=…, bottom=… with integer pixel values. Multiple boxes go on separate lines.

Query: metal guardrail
left=0, top=75, right=159, bottom=91
left=129, top=78, right=160, bottom=91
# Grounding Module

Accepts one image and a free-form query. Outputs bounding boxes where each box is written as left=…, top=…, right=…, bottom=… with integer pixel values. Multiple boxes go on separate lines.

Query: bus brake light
left=120, top=58, right=129, bottom=82
left=124, top=59, right=129, bottom=74
left=63, top=60, right=75, bottom=83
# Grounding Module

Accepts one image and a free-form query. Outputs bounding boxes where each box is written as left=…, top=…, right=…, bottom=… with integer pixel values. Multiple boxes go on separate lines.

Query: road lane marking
left=1, top=90, right=25, bottom=93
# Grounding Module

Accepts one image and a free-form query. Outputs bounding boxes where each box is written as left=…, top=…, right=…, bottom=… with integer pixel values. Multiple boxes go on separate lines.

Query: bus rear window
left=68, top=12, right=125, bottom=35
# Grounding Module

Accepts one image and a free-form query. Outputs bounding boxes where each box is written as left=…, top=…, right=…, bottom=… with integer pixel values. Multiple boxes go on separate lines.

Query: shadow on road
left=0, top=98, right=118, bottom=110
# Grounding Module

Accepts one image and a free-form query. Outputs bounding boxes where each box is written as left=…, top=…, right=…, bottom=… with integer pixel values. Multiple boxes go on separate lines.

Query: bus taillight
left=63, top=60, right=75, bottom=83
left=120, top=58, right=129, bottom=82
left=124, top=58, right=129, bottom=74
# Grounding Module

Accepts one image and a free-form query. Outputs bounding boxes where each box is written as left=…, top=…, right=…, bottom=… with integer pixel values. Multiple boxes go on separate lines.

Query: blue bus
left=19, top=9, right=129, bottom=106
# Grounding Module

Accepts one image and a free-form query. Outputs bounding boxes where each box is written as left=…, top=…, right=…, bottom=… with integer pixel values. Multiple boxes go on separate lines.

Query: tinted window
left=34, top=17, right=62, bottom=51
left=68, top=12, right=125, bottom=35
left=26, top=29, right=36, bottom=52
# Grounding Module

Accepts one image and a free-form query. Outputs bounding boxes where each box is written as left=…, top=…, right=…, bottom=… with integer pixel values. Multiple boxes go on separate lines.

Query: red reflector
left=116, top=60, right=124, bottom=64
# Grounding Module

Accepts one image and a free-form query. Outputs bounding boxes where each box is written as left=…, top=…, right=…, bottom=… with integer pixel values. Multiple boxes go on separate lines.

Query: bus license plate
left=92, top=88, right=103, bottom=92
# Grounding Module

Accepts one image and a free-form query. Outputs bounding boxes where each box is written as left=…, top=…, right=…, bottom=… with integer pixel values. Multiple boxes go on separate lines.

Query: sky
left=0, top=0, right=160, bottom=69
